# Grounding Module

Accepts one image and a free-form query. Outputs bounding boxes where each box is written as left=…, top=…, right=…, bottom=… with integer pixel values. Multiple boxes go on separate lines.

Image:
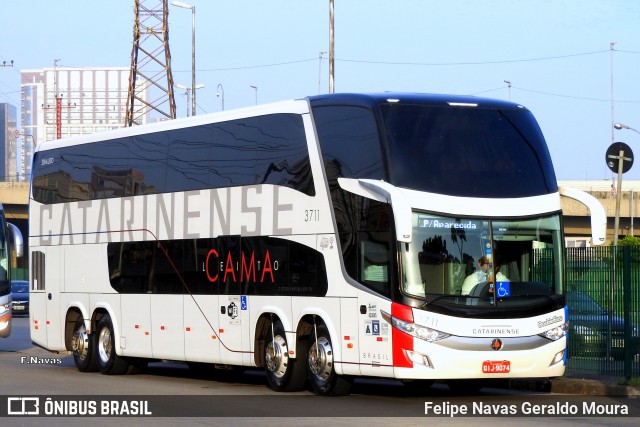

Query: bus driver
left=461, top=256, right=508, bottom=295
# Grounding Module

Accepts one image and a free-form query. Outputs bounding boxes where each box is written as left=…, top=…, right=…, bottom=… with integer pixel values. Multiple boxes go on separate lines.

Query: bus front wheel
left=307, top=323, right=352, bottom=396
left=95, top=314, right=130, bottom=375
left=71, top=317, right=97, bottom=372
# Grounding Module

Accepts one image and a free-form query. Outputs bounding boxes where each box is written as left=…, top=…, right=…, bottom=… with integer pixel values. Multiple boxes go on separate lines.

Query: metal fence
left=566, top=246, right=640, bottom=379
left=10, top=268, right=27, bottom=280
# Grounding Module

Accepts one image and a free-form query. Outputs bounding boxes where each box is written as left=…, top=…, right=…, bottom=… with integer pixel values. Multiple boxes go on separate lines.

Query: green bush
left=618, top=235, right=640, bottom=246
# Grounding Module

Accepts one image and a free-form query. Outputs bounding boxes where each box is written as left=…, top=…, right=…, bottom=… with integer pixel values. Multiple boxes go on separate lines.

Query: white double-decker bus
left=29, top=93, right=605, bottom=395
left=0, top=203, right=24, bottom=338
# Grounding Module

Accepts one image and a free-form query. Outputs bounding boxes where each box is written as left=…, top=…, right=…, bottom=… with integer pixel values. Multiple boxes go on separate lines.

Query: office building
left=0, top=103, right=18, bottom=181
left=20, top=67, right=145, bottom=179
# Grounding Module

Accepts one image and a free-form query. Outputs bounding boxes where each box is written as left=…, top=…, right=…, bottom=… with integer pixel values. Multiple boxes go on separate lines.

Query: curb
left=508, top=377, right=640, bottom=397
left=549, top=377, right=640, bottom=397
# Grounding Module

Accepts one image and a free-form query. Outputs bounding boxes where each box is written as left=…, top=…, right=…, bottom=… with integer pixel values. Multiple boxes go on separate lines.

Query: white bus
left=0, top=203, right=24, bottom=338
left=29, top=93, right=605, bottom=395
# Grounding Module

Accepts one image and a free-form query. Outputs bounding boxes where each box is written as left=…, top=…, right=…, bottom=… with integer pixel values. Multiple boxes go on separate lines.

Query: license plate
left=482, top=360, right=510, bottom=373
left=13, top=306, right=25, bottom=311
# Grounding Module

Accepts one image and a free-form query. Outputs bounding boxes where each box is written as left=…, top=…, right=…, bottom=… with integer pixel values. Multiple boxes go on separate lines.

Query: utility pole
left=42, top=60, right=76, bottom=139
left=126, top=0, right=177, bottom=126
left=329, top=0, right=335, bottom=93
left=54, top=60, right=62, bottom=139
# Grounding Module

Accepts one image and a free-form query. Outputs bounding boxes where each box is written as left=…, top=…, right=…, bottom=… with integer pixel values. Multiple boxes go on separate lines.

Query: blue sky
left=1, top=0, right=640, bottom=180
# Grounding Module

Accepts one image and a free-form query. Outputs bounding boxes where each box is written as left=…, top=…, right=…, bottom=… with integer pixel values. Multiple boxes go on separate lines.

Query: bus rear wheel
left=95, top=314, right=130, bottom=375
left=307, top=323, right=352, bottom=396
left=264, top=320, right=307, bottom=392
left=71, top=317, right=97, bottom=372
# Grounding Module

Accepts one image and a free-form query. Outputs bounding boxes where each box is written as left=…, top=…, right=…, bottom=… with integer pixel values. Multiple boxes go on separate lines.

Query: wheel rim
left=265, top=335, right=289, bottom=379
left=97, top=326, right=112, bottom=364
left=72, top=323, right=89, bottom=361
left=308, top=336, right=332, bottom=382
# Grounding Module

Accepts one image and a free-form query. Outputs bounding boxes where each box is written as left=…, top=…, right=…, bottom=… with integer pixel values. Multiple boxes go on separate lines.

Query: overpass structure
left=1, top=180, right=639, bottom=247
left=560, top=180, right=640, bottom=246
left=0, top=182, right=28, bottom=220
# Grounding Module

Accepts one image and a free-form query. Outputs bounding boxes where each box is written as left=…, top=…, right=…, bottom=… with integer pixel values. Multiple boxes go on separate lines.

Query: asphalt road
left=1, top=315, right=639, bottom=427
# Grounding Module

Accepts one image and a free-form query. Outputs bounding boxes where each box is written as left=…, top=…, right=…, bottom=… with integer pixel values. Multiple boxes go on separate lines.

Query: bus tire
left=264, top=320, right=307, bottom=392
left=307, top=323, right=352, bottom=396
left=71, top=317, right=97, bottom=372
left=95, top=314, right=130, bottom=375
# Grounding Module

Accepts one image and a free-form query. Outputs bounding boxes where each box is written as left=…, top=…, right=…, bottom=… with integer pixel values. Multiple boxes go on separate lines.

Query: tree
left=618, top=235, right=640, bottom=246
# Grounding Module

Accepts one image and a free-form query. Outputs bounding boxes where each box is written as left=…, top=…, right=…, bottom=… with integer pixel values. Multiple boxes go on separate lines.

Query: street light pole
left=175, top=83, right=204, bottom=117
left=174, top=84, right=190, bottom=117
left=250, top=85, right=258, bottom=105
left=318, top=51, right=327, bottom=94
left=172, top=1, right=197, bottom=116
left=217, top=84, right=225, bottom=111
left=614, top=122, right=639, bottom=239
left=614, top=122, right=640, bottom=135
left=610, top=42, right=617, bottom=147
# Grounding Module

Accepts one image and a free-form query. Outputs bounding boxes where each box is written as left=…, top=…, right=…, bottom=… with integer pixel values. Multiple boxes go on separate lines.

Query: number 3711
left=305, top=209, right=320, bottom=222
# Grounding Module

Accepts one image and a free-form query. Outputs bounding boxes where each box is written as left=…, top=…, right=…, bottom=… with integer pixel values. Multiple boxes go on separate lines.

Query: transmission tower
left=125, top=0, right=177, bottom=126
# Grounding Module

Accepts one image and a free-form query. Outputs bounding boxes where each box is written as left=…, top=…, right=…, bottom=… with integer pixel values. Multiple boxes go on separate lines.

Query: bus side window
left=359, top=233, right=391, bottom=297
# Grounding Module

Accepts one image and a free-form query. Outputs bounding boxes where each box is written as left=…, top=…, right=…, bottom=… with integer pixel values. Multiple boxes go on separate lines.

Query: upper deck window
left=31, top=113, right=314, bottom=204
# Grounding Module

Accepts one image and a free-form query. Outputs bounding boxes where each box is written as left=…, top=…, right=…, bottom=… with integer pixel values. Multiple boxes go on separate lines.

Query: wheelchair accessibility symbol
left=496, top=282, right=511, bottom=298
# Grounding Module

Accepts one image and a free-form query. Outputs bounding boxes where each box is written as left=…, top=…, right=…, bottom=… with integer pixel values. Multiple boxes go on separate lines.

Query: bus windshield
left=402, top=212, right=564, bottom=304
left=379, top=103, right=558, bottom=198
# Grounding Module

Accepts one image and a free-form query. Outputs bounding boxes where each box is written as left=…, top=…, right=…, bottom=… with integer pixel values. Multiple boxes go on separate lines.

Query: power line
left=514, top=86, right=640, bottom=103
left=335, top=50, right=611, bottom=66
left=147, top=48, right=640, bottom=74
left=182, top=50, right=613, bottom=72
left=615, top=49, right=640, bottom=55
left=193, top=58, right=317, bottom=72
left=3, top=49, right=640, bottom=106
left=469, top=85, right=640, bottom=104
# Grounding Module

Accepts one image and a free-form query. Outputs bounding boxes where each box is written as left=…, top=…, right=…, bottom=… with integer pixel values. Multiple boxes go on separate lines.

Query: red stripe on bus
left=391, top=302, right=413, bottom=368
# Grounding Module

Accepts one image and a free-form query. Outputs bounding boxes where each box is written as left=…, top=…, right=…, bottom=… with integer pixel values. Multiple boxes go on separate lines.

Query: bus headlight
left=540, top=323, right=568, bottom=341
left=381, top=310, right=450, bottom=342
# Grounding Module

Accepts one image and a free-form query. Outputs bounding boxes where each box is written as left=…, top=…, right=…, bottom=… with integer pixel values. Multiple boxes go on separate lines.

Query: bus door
left=216, top=236, right=247, bottom=365
left=30, top=247, right=65, bottom=351
left=357, top=237, right=394, bottom=377
left=109, top=241, right=152, bottom=358
left=148, top=240, right=185, bottom=361
left=357, top=295, right=393, bottom=377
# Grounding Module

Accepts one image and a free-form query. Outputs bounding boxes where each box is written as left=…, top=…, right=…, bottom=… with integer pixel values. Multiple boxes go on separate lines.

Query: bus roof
left=307, top=92, right=524, bottom=110
left=35, top=92, right=523, bottom=154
